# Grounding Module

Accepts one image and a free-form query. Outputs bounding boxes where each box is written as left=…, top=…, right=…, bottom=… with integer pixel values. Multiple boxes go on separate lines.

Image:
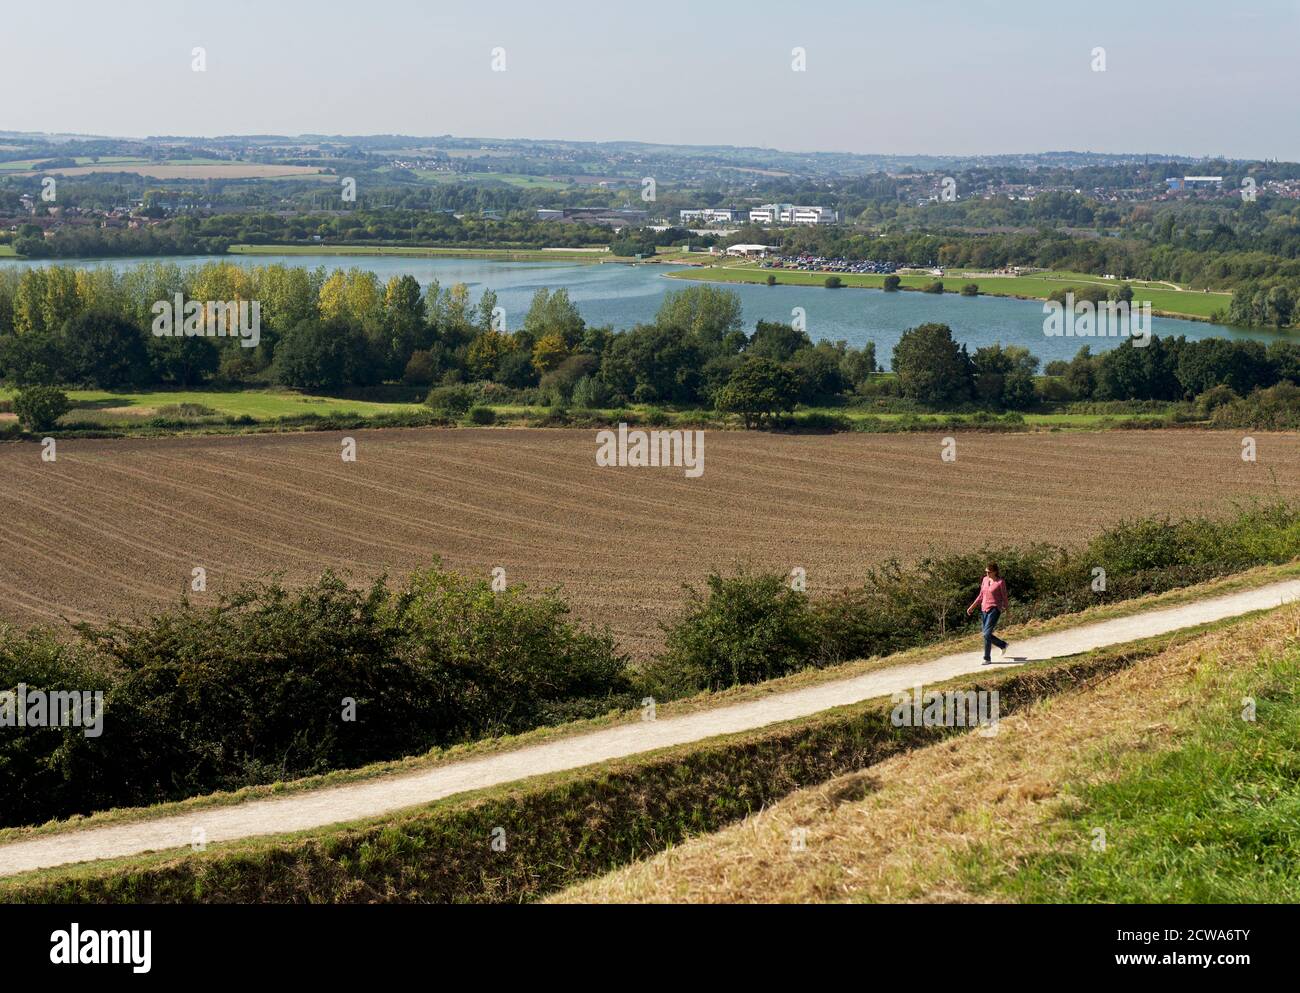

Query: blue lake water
left=3, top=254, right=1280, bottom=367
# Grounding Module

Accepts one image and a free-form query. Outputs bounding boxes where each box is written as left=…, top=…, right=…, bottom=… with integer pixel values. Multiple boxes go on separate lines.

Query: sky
left=3, top=0, right=1299, bottom=160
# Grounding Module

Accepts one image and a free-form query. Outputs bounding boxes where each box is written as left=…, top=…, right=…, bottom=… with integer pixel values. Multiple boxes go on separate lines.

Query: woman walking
left=967, top=562, right=1010, bottom=664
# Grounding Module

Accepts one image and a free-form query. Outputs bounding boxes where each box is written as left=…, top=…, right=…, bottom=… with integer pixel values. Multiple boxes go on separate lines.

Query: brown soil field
left=1, top=428, right=1295, bottom=659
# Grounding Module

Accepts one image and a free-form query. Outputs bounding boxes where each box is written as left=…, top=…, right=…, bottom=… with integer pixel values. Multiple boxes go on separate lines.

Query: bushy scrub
left=0, top=567, right=630, bottom=827
left=648, top=571, right=823, bottom=694
left=424, top=384, right=475, bottom=417
left=12, top=385, right=71, bottom=431
left=655, top=502, right=1300, bottom=694
left=393, top=569, right=631, bottom=731
left=0, top=627, right=113, bottom=826
left=1210, top=382, right=1300, bottom=430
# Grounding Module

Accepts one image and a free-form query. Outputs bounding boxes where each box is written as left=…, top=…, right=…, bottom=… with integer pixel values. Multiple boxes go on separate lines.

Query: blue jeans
left=982, top=608, right=1007, bottom=660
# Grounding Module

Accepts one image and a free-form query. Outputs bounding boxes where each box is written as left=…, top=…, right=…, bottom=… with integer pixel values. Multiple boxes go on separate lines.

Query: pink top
left=971, top=576, right=1009, bottom=612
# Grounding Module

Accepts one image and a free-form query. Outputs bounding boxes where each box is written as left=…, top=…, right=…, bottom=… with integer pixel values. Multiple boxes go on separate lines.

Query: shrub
left=651, top=501, right=1300, bottom=696
left=650, top=570, right=823, bottom=694
left=424, top=384, right=475, bottom=417
left=467, top=405, right=497, bottom=425
left=1196, top=383, right=1240, bottom=417
left=1210, top=382, right=1300, bottom=430
left=961, top=283, right=979, bottom=297
left=922, top=281, right=944, bottom=294
left=402, top=350, right=438, bottom=386
left=883, top=274, right=902, bottom=292
left=765, top=274, right=777, bottom=286
left=0, top=567, right=631, bottom=828
left=12, top=385, right=71, bottom=431
left=571, top=374, right=613, bottom=409
left=824, top=276, right=843, bottom=289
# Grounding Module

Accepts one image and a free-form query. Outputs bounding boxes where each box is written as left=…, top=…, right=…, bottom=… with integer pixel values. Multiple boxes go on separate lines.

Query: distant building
left=679, top=207, right=746, bottom=224
left=725, top=244, right=778, bottom=257
left=749, top=203, right=838, bottom=225
left=1166, top=176, right=1223, bottom=192
left=535, top=207, right=649, bottom=227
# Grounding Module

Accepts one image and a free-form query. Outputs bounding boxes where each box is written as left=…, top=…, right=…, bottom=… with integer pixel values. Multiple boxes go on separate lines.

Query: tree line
left=0, top=264, right=878, bottom=416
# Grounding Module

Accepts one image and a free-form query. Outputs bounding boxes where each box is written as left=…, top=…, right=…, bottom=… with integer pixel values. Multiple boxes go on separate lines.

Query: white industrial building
left=725, top=244, right=778, bottom=257
left=748, top=203, right=839, bottom=225
left=679, top=207, right=747, bottom=224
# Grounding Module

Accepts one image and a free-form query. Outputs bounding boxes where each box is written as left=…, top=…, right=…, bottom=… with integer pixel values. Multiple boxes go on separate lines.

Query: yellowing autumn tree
left=531, top=332, right=569, bottom=374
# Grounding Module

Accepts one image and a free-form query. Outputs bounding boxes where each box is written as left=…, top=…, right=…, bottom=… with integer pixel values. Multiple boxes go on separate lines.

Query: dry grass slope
left=552, top=605, right=1300, bottom=903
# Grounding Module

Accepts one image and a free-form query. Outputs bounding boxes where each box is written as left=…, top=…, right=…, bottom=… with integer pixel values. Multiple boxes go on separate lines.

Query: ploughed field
left=2, top=428, right=1295, bottom=660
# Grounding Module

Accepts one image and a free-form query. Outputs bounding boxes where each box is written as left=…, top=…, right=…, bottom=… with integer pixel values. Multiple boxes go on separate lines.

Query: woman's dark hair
left=986, top=562, right=1000, bottom=577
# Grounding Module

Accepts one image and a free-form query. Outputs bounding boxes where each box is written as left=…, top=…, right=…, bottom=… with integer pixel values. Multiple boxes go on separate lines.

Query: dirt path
left=3, top=579, right=1299, bottom=879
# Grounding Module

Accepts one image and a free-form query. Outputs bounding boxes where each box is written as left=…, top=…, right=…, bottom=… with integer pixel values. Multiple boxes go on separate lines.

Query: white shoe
left=1000, top=645, right=1009, bottom=660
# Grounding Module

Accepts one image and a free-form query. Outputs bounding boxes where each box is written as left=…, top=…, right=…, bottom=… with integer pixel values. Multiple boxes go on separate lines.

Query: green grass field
left=0, top=384, right=1183, bottom=435
left=0, top=245, right=16, bottom=257
left=669, top=264, right=1231, bottom=320
left=0, top=387, right=422, bottom=422
left=408, top=169, right=570, bottom=190
left=0, top=155, right=150, bottom=173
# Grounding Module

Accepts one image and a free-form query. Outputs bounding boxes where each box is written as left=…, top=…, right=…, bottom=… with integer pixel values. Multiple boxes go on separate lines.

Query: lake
left=2, top=253, right=1278, bottom=366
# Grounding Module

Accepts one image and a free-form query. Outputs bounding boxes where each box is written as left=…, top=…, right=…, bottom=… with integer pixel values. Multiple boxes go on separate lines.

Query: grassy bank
left=553, top=606, right=1300, bottom=903
left=668, top=264, right=1231, bottom=320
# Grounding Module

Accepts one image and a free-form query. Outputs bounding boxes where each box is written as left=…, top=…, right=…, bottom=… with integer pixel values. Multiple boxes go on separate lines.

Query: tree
left=891, top=323, right=974, bottom=406
left=972, top=344, right=1039, bottom=410
left=275, top=318, right=373, bottom=391
left=522, top=288, right=585, bottom=351
left=747, top=320, right=811, bottom=362
left=466, top=328, right=508, bottom=380
left=0, top=331, right=62, bottom=386
left=13, top=385, right=70, bottom=431
left=382, top=274, right=428, bottom=376
left=147, top=334, right=219, bottom=386
left=1174, top=339, right=1271, bottom=398
left=1266, top=285, right=1295, bottom=329
left=839, top=343, right=877, bottom=388
left=714, top=358, right=798, bottom=428
left=655, top=286, right=743, bottom=351
left=883, top=274, right=901, bottom=292
left=1095, top=336, right=1181, bottom=401
left=531, top=332, right=569, bottom=375
left=58, top=310, right=151, bottom=389
left=1063, top=346, right=1097, bottom=399
left=788, top=344, right=849, bottom=404
left=600, top=324, right=705, bottom=405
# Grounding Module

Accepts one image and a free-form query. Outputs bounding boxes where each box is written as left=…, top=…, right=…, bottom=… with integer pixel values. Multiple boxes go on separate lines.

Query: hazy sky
left=4, top=0, right=1298, bottom=159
